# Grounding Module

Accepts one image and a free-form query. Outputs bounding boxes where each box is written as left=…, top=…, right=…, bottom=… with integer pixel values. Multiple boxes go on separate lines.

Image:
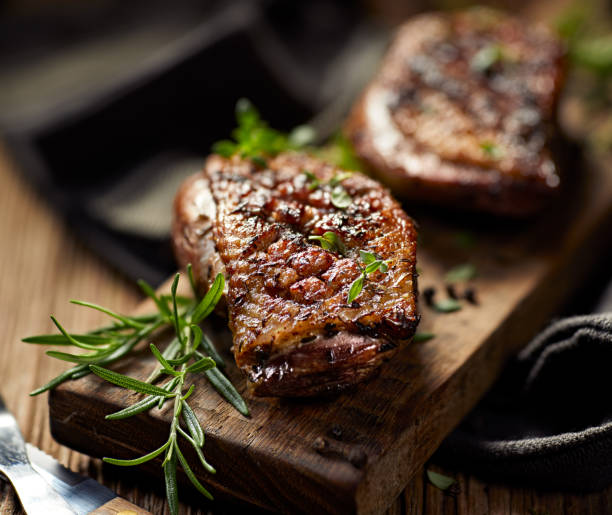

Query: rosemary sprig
left=24, top=266, right=249, bottom=514
left=347, top=250, right=390, bottom=304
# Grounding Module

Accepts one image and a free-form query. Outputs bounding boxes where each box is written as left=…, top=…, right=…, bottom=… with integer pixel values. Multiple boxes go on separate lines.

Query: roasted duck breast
left=345, top=8, right=566, bottom=216
left=173, top=152, right=419, bottom=397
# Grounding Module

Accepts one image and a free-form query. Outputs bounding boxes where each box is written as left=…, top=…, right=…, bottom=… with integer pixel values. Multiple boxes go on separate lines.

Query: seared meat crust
left=345, top=9, right=566, bottom=216
left=173, top=152, right=419, bottom=396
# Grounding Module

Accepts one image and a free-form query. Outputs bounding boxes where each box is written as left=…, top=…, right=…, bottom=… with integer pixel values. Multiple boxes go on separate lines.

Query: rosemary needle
left=25, top=268, right=248, bottom=515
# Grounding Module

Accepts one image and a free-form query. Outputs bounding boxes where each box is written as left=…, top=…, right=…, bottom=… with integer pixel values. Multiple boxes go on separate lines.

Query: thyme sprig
left=24, top=266, right=249, bottom=514
left=347, top=250, right=390, bottom=304
left=212, top=98, right=314, bottom=166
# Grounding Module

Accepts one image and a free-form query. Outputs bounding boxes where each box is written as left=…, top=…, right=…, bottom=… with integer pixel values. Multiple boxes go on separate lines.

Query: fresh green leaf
left=186, top=264, right=198, bottom=299
left=211, top=140, right=237, bottom=157
left=170, top=274, right=184, bottom=349
left=138, top=279, right=171, bottom=318
left=204, top=367, right=250, bottom=416
left=289, top=125, right=316, bottom=147
left=302, top=170, right=320, bottom=190
left=191, top=273, right=225, bottom=324
left=471, top=44, right=503, bottom=72
left=331, top=186, right=352, bottom=209
left=69, top=300, right=145, bottom=329
left=212, top=99, right=311, bottom=165
left=359, top=250, right=378, bottom=265
left=347, top=274, right=365, bottom=304
left=30, top=364, right=88, bottom=396
left=364, top=259, right=389, bottom=275
left=308, top=231, right=347, bottom=255
left=317, top=133, right=366, bottom=172
left=89, top=365, right=176, bottom=397
left=105, top=394, right=162, bottom=420
left=150, top=343, right=174, bottom=371
left=185, top=357, right=216, bottom=374
left=572, top=34, right=612, bottom=75
left=413, top=332, right=435, bottom=343
left=427, top=469, right=457, bottom=491
left=328, top=171, right=353, bottom=187
left=480, top=140, right=503, bottom=159
left=556, top=5, right=588, bottom=41
left=103, top=440, right=170, bottom=466
left=46, top=349, right=114, bottom=365
left=433, top=299, right=462, bottom=313
left=182, top=401, right=204, bottom=447
left=192, top=441, right=216, bottom=474
left=175, top=444, right=214, bottom=500
left=22, top=334, right=114, bottom=346
left=444, top=263, right=477, bottom=283
left=164, top=453, right=179, bottom=515
left=197, top=331, right=225, bottom=369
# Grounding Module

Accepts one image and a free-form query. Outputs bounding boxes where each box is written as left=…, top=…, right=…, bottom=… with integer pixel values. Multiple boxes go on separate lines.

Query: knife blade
left=0, top=444, right=152, bottom=514
left=0, top=395, right=75, bottom=514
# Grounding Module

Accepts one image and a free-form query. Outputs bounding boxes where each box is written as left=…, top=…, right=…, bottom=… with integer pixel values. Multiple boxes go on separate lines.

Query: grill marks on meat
left=173, top=152, right=418, bottom=396
left=345, top=9, right=566, bottom=216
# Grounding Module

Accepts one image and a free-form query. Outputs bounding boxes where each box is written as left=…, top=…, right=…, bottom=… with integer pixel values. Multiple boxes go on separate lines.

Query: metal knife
left=0, top=394, right=151, bottom=514
left=0, top=394, right=75, bottom=514
left=1, top=444, right=153, bottom=514
left=26, top=444, right=152, bottom=514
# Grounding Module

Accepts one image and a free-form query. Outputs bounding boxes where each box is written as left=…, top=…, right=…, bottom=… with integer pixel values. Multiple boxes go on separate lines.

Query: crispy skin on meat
left=172, top=172, right=228, bottom=316
left=345, top=8, right=566, bottom=216
left=172, top=152, right=419, bottom=397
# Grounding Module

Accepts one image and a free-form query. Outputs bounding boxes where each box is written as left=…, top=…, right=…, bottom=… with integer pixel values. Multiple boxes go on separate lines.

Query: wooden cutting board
left=47, top=138, right=612, bottom=514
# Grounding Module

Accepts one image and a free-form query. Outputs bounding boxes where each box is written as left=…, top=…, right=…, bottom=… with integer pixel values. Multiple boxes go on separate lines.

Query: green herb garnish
left=347, top=250, right=390, bottom=304
left=444, top=263, right=477, bottom=283
left=426, top=469, right=457, bottom=491
left=308, top=231, right=347, bottom=255
left=302, top=170, right=320, bottom=190
left=433, top=298, right=462, bottom=313
left=471, top=43, right=504, bottom=73
left=303, top=168, right=354, bottom=209
left=25, top=267, right=248, bottom=515
left=317, top=133, right=366, bottom=173
left=331, top=185, right=352, bottom=209
left=328, top=171, right=354, bottom=187
left=413, top=332, right=436, bottom=343
left=212, top=99, right=312, bottom=165
left=572, top=35, right=612, bottom=76
left=480, top=140, right=503, bottom=159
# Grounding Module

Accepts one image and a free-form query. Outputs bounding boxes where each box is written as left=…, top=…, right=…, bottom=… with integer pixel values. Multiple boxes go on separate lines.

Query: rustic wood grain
left=90, top=497, right=153, bottom=514
left=37, top=127, right=612, bottom=515
left=1, top=136, right=611, bottom=514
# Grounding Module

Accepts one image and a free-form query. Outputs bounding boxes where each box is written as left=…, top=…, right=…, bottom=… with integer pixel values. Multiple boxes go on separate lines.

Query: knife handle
left=89, top=497, right=153, bottom=514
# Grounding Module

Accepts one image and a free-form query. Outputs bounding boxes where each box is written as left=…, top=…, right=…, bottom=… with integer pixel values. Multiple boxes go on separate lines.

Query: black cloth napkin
left=435, top=309, right=612, bottom=491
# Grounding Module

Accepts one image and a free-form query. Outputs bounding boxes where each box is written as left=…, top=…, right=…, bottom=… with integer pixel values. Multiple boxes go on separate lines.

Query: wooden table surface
left=1, top=144, right=611, bottom=515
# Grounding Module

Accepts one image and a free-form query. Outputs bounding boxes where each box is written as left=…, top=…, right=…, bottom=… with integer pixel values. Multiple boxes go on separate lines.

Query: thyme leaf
left=331, top=186, right=352, bottom=209
left=347, top=250, right=390, bottom=304
left=413, top=332, right=436, bottom=343
left=433, top=298, right=462, bottom=313
left=444, top=263, right=477, bottom=284
left=427, top=469, right=457, bottom=491
left=308, top=231, right=347, bottom=255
